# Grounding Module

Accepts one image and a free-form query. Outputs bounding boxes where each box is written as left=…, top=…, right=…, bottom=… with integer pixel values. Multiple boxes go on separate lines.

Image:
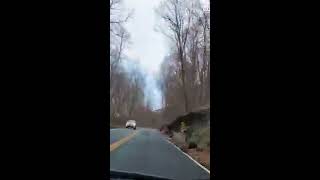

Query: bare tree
left=110, top=26, right=130, bottom=89
left=110, top=0, right=135, bottom=121
left=157, top=0, right=211, bottom=122
left=156, top=0, right=193, bottom=113
left=110, top=0, right=133, bottom=26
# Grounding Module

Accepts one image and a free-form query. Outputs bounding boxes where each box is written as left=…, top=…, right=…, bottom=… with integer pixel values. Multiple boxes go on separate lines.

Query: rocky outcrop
left=167, top=105, right=210, bottom=132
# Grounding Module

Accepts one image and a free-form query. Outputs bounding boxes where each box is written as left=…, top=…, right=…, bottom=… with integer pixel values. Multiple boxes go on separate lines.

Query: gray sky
left=122, top=0, right=167, bottom=110
left=123, top=0, right=167, bottom=74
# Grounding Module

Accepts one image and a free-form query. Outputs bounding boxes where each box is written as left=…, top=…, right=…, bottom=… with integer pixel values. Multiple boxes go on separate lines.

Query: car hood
left=110, top=169, right=173, bottom=180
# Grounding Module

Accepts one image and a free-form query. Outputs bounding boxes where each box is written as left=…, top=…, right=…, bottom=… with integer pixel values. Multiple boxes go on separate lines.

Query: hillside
left=160, top=105, right=211, bottom=170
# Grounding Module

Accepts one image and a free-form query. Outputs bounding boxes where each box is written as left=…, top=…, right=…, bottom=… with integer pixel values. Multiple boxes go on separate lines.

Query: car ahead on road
left=125, top=120, right=136, bottom=130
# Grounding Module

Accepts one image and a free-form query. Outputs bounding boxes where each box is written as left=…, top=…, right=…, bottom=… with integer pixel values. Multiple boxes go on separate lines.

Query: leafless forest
left=110, top=0, right=211, bottom=127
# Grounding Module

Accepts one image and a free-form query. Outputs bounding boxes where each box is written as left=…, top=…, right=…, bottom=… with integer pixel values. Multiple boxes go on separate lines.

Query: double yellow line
left=110, top=130, right=139, bottom=152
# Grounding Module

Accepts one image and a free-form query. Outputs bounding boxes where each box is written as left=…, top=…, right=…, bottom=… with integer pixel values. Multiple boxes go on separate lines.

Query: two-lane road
left=110, top=128, right=210, bottom=180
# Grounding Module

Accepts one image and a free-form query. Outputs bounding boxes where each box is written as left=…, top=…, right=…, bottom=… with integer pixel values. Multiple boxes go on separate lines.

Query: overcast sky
left=123, top=0, right=167, bottom=75
left=122, top=0, right=167, bottom=111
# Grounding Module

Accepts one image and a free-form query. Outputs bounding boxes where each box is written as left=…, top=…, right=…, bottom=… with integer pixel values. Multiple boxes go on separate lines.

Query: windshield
left=110, top=0, right=212, bottom=179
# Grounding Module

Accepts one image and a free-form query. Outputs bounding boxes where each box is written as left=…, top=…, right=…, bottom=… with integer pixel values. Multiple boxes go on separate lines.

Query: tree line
left=110, top=0, right=147, bottom=122
left=156, top=0, right=211, bottom=120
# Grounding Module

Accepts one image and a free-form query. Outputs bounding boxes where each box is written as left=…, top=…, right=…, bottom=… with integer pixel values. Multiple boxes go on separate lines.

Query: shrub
left=186, top=127, right=210, bottom=150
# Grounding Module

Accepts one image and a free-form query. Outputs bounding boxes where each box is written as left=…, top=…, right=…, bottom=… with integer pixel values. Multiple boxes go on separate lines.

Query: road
left=110, top=128, right=210, bottom=180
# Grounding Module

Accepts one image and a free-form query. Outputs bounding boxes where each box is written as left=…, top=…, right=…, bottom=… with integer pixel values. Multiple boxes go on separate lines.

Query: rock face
left=165, top=105, right=211, bottom=150
left=168, top=105, right=210, bottom=132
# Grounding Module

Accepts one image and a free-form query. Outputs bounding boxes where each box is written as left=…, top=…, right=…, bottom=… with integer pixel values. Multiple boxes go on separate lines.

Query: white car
left=125, top=120, right=136, bottom=130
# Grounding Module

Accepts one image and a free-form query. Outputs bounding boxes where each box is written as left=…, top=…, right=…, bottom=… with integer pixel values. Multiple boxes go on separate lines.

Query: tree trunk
left=179, top=46, right=189, bottom=113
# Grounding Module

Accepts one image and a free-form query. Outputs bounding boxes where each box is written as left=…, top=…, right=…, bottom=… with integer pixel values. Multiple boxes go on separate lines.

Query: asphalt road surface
left=110, top=128, right=210, bottom=180
left=110, top=128, right=133, bottom=144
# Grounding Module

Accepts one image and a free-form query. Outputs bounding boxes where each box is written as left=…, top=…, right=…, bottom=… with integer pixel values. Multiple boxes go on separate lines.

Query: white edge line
left=165, top=139, right=210, bottom=174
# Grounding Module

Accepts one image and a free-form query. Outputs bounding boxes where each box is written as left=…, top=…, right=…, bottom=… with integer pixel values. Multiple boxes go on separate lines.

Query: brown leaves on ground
left=168, top=132, right=210, bottom=170
left=186, top=148, right=210, bottom=170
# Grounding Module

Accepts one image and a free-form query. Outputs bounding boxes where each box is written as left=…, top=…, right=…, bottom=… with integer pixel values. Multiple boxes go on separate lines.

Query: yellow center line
left=110, top=130, right=140, bottom=152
